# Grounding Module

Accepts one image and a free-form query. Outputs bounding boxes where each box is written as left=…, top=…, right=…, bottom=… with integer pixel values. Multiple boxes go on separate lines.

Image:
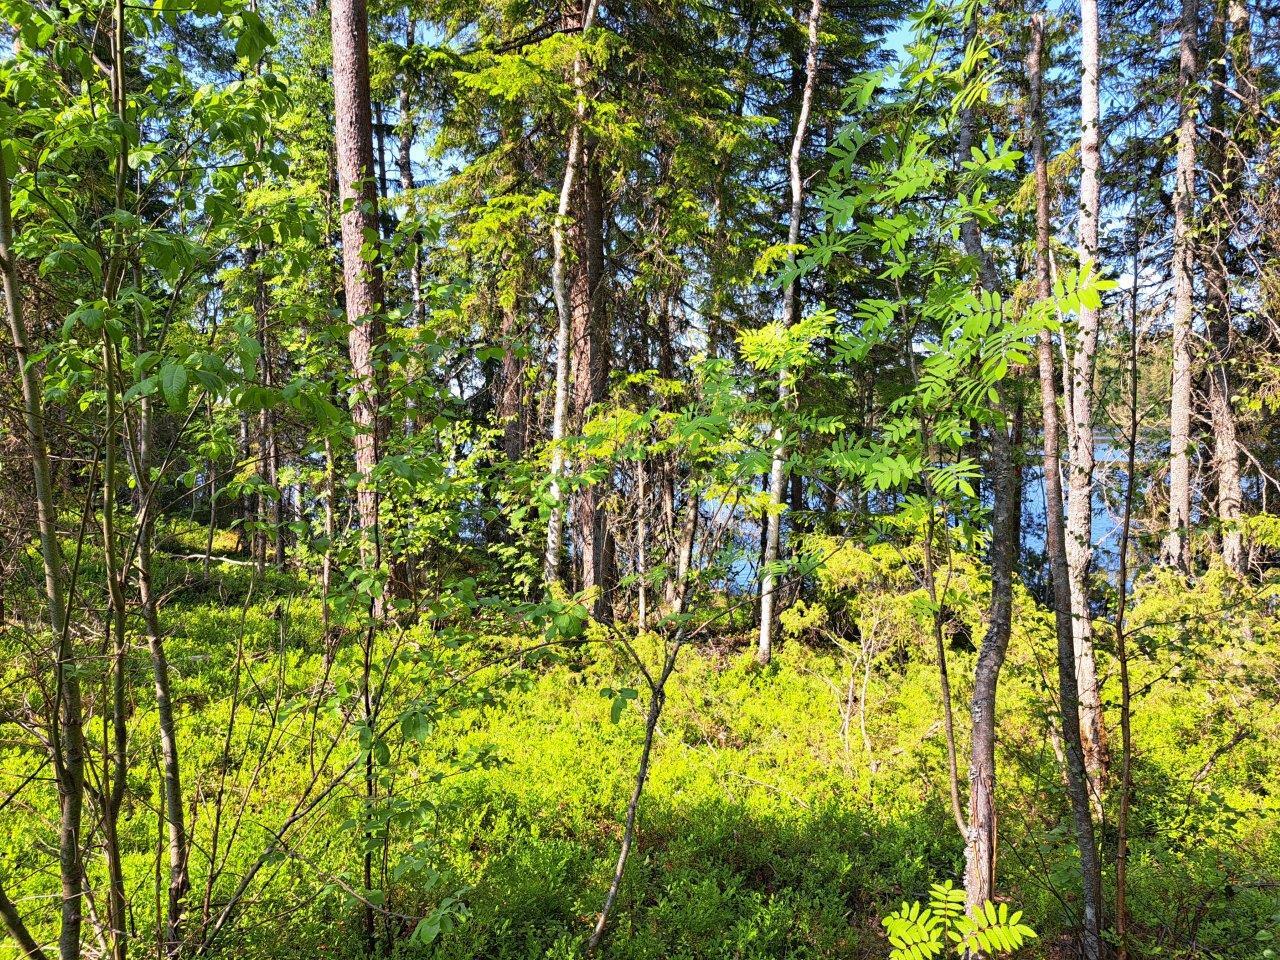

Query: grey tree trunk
left=132, top=399, right=190, bottom=957
left=1069, top=0, right=1108, bottom=790
left=399, top=17, right=423, bottom=326
left=759, top=0, right=822, bottom=664
left=955, top=11, right=1016, bottom=916
left=1163, top=0, right=1200, bottom=573
left=1030, top=19, right=1104, bottom=958
left=1205, top=0, right=1246, bottom=573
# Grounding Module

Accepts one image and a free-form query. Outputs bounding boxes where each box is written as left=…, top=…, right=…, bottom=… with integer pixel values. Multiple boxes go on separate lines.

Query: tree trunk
left=399, top=19, right=423, bottom=326
left=587, top=636, right=685, bottom=954
left=98, top=326, right=131, bottom=960
left=1031, top=19, right=1104, bottom=958
left=0, top=882, right=48, bottom=960
left=1069, top=0, right=1108, bottom=790
left=133, top=399, right=190, bottom=957
left=545, top=0, right=600, bottom=593
left=964, top=422, right=1018, bottom=912
left=1228, top=0, right=1258, bottom=118
left=1205, top=0, right=1245, bottom=573
left=956, top=11, right=1017, bottom=914
left=1115, top=155, right=1145, bottom=960
left=759, top=0, right=822, bottom=664
left=497, top=295, right=528, bottom=462
left=1, top=116, right=84, bottom=960
left=569, top=153, right=612, bottom=618
left=1162, top=0, right=1200, bottom=573
left=330, top=0, right=385, bottom=578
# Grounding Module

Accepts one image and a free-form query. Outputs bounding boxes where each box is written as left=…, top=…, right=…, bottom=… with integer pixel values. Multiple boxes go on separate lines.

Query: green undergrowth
left=2, top=536, right=1278, bottom=960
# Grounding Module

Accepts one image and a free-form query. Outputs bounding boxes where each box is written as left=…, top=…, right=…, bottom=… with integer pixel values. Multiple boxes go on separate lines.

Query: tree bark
left=0, top=882, right=48, bottom=960
left=1069, top=0, right=1109, bottom=790
left=1205, top=0, right=1246, bottom=573
left=1031, top=19, right=1104, bottom=958
left=569, top=152, right=611, bottom=618
left=1, top=118, right=84, bottom=960
left=956, top=11, right=1017, bottom=915
left=496, top=295, right=528, bottom=461
left=759, top=0, right=822, bottom=664
left=1163, top=0, right=1200, bottom=573
left=330, top=0, right=385, bottom=577
left=400, top=16, right=425, bottom=338
left=133, top=400, right=190, bottom=958
left=545, top=0, right=600, bottom=593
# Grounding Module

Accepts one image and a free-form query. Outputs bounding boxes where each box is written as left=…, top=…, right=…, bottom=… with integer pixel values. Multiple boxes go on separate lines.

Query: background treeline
left=1, top=0, right=1279, bottom=958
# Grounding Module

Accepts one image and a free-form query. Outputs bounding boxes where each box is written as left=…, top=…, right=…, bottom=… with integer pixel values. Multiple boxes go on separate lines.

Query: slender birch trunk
left=1030, top=19, right=1103, bottom=958
left=545, top=0, right=600, bottom=591
left=1070, top=0, right=1108, bottom=789
left=399, top=19, right=423, bottom=327
left=759, top=0, right=822, bottom=664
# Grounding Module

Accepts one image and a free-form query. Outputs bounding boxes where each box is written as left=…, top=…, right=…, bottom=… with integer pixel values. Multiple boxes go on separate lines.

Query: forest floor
left=5, top=530, right=1279, bottom=960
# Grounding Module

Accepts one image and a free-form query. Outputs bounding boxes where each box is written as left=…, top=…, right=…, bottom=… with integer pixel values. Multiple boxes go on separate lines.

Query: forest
left=1, top=0, right=1279, bottom=956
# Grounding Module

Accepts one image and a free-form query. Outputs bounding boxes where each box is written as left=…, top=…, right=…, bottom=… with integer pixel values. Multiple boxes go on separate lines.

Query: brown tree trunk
left=1031, top=19, right=1104, bottom=958
left=496, top=295, right=528, bottom=462
left=98, top=326, right=130, bottom=960
left=1, top=112, right=84, bottom=960
left=1163, top=0, right=1200, bottom=573
left=330, top=0, right=385, bottom=577
left=569, top=152, right=611, bottom=618
left=0, top=882, right=47, bottom=960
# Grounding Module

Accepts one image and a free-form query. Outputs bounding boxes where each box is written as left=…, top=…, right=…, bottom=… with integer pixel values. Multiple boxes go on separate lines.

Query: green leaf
left=161, top=362, right=189, bottom=411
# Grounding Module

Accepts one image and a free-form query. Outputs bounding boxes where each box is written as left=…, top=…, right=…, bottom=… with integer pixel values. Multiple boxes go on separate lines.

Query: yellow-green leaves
left=1052, top=259, right=1116, bottom=317
left=737, top=307, right=834, bottom=377
left=882, top=881, right=1036, bottom=960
